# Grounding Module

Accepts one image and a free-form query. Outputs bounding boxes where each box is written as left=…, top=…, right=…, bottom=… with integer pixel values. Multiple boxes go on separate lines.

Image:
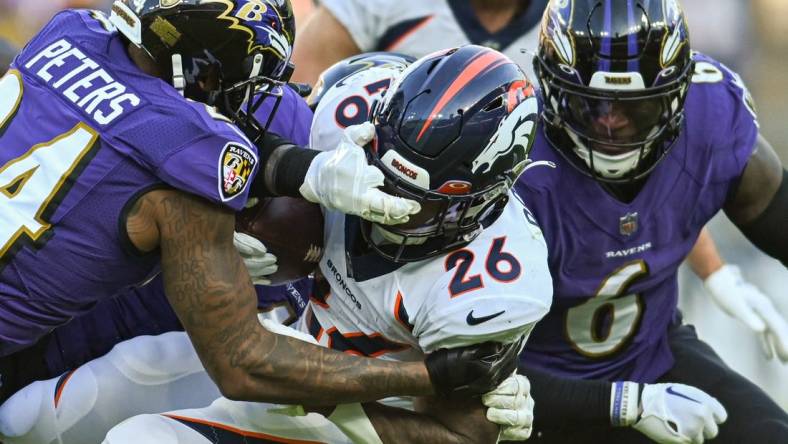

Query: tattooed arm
left=130, top=189, right=433, bottom=404
left=308, top=396, right=499, bottom=444
left=366, top=396, right=498, bottom=444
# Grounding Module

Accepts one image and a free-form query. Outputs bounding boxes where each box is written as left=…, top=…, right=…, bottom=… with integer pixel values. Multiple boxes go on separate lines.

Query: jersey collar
left=447, top=0, right=548, bottom=52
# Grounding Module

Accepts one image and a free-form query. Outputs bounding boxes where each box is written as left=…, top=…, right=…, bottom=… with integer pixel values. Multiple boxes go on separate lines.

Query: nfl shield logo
left=619, top=212, right=639, bottom=236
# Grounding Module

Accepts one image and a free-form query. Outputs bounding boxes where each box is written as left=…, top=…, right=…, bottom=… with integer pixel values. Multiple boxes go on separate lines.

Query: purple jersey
left=39, top=75, right=315, bottom=377
left=260, top=84, right=313, bottom=146
left=516, top=53, right=758, bottom=382
left=0, top=10, right=259, bottom=356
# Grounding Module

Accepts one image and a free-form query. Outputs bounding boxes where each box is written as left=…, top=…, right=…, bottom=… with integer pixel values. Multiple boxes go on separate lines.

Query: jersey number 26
left=444, top=236, right=522, bottom=298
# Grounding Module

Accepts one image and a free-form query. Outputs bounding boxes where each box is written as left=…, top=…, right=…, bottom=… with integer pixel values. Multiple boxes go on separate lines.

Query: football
left=235, top=197, right=324, bottom=286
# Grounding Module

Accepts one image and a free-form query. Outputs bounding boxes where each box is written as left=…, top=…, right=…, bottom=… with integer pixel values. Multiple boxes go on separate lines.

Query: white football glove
left=482, top=373, right=534, bottom=441
left=632, top=383, right=727, bottom=444
left=234, top=232, right=277, bottom=286
left=705, top=264, right=788, bottom=363
left=299, top=122, right=421, bottom=225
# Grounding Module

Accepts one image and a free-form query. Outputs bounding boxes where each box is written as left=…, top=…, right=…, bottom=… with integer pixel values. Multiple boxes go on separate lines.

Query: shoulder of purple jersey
left=253, top=85, right=314, bottom=146
left=686, top=52, right=757, bottom=121
left=18, top=9, right=99, bottom=58
left=684, top=52, right=758, bottom=167
left=515, top=131, right=564, bottom=194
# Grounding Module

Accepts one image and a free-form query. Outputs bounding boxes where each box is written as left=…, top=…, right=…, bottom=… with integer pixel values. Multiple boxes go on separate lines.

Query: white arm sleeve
left=321, top=0, right=393, bottom=51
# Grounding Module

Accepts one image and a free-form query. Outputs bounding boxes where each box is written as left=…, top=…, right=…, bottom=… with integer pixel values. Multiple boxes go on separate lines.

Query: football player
left=292, top=0, right=547, bottom=84
left=513, top=1, right=788, bottom=443
left=293, top=1, right=774, bottom=334
left=0, top=0, right=511, bottom=419
left=104, top=45, right=550, bottom=444
left=0, top=79, right=315, bottom=444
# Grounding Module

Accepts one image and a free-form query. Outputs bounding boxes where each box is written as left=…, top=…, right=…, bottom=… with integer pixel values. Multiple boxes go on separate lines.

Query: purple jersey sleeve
left=109, top=100, right=259, bottom=212
left=680, top=53, right=759, bottom=220
left=255, top=85, right=314, bottom=146
left=155, top=129, right=259, bottom=211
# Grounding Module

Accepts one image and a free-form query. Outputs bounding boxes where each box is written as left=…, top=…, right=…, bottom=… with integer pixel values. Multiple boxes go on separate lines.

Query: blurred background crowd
left=1, top=0, right=786, bottom=407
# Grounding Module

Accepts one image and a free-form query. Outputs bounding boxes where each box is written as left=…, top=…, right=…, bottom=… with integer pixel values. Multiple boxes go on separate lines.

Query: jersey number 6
left=444, top=236, right=521, bottom=298
left=565, top=260, right=649, bottom=358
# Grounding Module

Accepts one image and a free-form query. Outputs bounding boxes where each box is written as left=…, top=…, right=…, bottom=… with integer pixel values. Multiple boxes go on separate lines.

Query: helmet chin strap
left=247, top=54, right=264, bottom=100
left=241, top=54, right=265, bottom=128
left=171, top=54, right=185, bottom=96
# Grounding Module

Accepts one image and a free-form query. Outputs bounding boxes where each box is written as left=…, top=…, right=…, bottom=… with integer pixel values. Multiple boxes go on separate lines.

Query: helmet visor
left=560, top=91, right=669, bottom=153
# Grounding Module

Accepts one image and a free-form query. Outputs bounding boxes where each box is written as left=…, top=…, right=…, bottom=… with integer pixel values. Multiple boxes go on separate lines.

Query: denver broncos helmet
left=535, top=0, right=693, bottom=182
left=363, top=45, right=539, bottom=262
left=306, top=52, right=416, bottom=110
left=109, top=0, right=295, bottom=138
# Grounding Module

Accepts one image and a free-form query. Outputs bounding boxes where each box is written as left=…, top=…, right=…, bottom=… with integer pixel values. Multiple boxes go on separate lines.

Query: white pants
left=103, top=398, right=353, bottom=444
left=0, top=332, right=220, bottom=444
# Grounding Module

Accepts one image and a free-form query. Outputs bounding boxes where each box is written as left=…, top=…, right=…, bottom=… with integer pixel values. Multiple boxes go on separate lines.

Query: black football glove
left=425, top=337, right=523, bottom=399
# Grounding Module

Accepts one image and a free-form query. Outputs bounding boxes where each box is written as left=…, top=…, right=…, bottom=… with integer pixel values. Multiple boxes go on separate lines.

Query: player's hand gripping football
left=614, top=382, right=727, bottom=444
left=300, top=122, right=421, bottom=225
left=234, top=232, right=278, bottom=285
left=482, top=373, right=535, bottom=441
left=704, top=264, right=788, bottom=363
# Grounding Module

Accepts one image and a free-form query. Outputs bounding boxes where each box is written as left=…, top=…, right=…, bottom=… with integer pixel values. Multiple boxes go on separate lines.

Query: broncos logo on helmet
left=362, top=45, right=538, bottom=262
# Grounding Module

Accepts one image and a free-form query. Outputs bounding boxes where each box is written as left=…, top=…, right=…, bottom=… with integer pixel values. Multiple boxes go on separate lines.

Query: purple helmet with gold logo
left=535, top=0, right=693, bottom=182
left=109, top=0, right=295, bottom=139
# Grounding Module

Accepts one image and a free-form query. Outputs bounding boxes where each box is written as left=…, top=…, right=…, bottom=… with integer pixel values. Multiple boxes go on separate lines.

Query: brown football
left=235, top=197, right=324, bottom=286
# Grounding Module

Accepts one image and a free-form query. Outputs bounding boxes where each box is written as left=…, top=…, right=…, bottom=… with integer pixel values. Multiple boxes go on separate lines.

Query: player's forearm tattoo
left=152, top=191, right=432, bottom=404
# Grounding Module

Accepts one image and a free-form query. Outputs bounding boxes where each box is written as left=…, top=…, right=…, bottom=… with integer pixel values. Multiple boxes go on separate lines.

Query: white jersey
left=309, top=65, right=404, bottom=152
left=322, top=0, right=546, bottom=80
left=297, top=197, right=553, bottom=359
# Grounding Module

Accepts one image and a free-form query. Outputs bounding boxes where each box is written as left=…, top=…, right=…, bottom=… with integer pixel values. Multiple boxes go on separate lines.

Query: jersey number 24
left=0, top=71, right=98, bottom=264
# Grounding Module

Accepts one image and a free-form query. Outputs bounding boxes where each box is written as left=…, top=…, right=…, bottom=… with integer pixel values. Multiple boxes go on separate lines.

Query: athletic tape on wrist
left=327, top=403, right=384, bottom=444
left=610, top=381, right=640, bottom=427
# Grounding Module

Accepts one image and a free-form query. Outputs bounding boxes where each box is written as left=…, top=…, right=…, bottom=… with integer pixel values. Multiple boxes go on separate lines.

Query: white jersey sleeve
left=321, top=0, right=396, bottom=51
left=309, top=65, right=402, bottom=151
left=409, top=197, right=553, bottom=353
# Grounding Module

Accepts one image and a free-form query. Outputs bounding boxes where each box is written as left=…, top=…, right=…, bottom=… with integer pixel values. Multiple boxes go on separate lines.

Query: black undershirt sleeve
left=252, top=131, right=320, bottom=198
left=736, top=169, right=788, bottom=267
left=519, top=364, right=612, bottom=429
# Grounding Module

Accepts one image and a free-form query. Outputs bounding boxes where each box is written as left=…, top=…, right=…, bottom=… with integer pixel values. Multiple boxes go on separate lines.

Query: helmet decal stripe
left=626, top=0, right=640, bottom=72
left=416, top=50, right=507, bottom=142
left=597, top=0, right=613, bottom=73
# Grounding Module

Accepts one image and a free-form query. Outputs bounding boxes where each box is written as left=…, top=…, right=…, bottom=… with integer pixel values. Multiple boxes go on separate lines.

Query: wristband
left=610, top=381, right=640, bottom=427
